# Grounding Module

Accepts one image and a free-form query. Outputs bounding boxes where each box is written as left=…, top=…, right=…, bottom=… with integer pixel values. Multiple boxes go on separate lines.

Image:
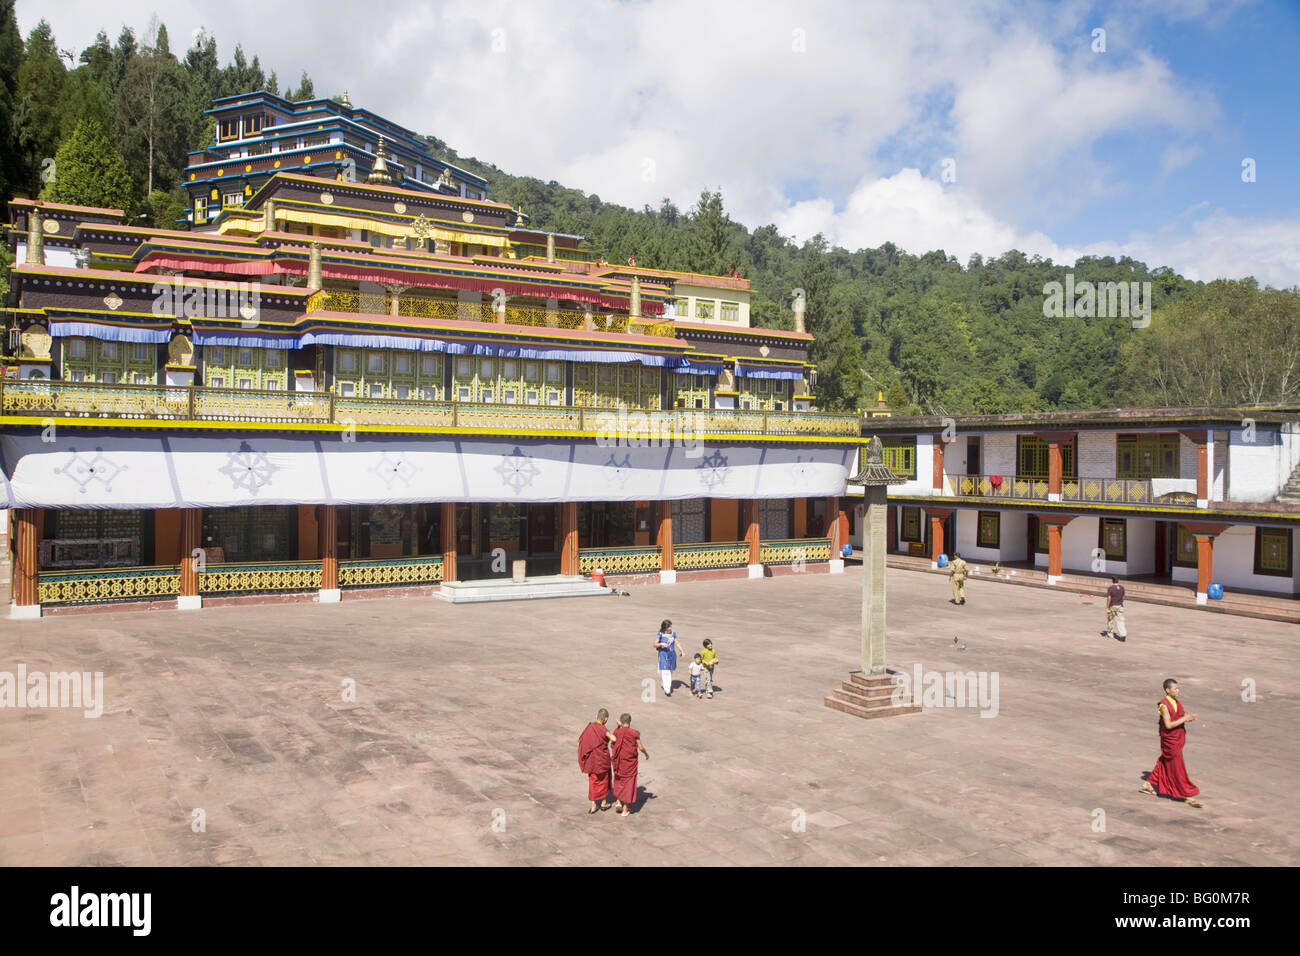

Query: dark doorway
left=967, top=436, right=981, bottom=476
left=1154, top=521, right=1169, bottom=578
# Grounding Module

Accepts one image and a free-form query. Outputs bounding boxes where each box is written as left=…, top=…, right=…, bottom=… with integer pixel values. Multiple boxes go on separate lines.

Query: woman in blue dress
left=655, top=619, right=680, bottom=697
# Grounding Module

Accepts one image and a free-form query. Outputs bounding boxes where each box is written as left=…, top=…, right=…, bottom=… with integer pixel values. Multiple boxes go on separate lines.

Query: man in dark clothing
left=1104, top=576, right=1126, bottom=642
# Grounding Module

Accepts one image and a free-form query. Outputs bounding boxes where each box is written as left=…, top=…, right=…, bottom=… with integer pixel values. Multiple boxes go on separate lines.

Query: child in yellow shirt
left=700, top=639, right=719, bottom=699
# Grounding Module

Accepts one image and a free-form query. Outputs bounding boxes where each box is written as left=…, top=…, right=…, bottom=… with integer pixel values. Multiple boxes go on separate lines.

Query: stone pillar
left=561, top=502, right=580, bottom=577
left=861, top=485, right=888, bottom=674
left=793, top=292, right=806, bottom=334
left=744, top=500, right=761, bottom=577
left=11, top=508, right=41, bottom=618
left=657, top=507, right=675, bottom=584
left=546, top=234, right=556, bottom=263
left=629, top=275, right=642, bottom=319
left=319, top=505, right=340, bottom=603
left=932, top=438, right=946, bottom=493
left=308, top=241, right=323, bottom=290
left=440, top=503, right=458, bottom=583
left=26, top=211, right=44, bottom=265
left=178, top=507, right=202, bottom=610
left=264, top=199, right=277, bottom=233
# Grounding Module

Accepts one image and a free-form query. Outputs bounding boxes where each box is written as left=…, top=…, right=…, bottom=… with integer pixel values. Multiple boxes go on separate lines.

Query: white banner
left=1, top=433, right=852, bottom=508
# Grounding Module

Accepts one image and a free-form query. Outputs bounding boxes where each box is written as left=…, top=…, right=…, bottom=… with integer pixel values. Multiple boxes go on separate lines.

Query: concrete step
left=437, top=575, right=611, bottom=604
left=824, top=693, right=922, bottom=719
left=837, top=682, right=901, bottom=705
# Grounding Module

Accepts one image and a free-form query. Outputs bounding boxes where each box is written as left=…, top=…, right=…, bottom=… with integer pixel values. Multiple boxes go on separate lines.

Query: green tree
left=0, top=0, right=24, bottom=198
left=39, top=118, right=132, bottom=212
left=117, top=20, right=188, bottom=194
left=13, top=19, right=66, bottom=195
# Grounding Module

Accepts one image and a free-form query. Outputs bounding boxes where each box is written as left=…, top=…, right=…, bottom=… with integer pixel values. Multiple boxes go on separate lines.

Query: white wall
left=1078, top=431, right=1115, bottom=478
left=1124, top=519, right=1156, bottom=576
left=1208, top=525, right=1297, bottom=595
left=1179, top=433, right=1199, bottom=482
left=1227, top=427, right=1284, bottom=502
left=982, top=433, right=1016, bottom=476
left=1059, top=516, right=1100, bottom=574
left=887, top=434, right=934, bottom=497
left=1212, top=430, right=1228, bottom=500
left=955, top=508, right=1005, bottom=563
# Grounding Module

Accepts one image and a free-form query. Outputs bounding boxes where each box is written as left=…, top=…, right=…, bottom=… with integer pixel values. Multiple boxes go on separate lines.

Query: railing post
left=329, top=388, right=336, bottom=424
left=763, top=410, right=768, bottom=435
left=187, top=384, right=195, bottom=419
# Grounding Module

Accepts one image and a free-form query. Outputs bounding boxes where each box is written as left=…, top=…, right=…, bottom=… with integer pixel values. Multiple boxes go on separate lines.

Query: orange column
left=1048, top=442, right=1062, bottom=499
left=932, top=439, right=946, bottom=493
left=1047, top=523, right=1063, bottom=582
left=793, top=498, right=807, bottom=538
left=1195, top=533, right=1214, bottom=604
left=12, top=508, right=41, bottom=614
left=440, top=502, right=458, bottom=583
left=179, top=508, right=201, bottom=603
left=836, top=506, right=849, bottom=553
left=745, top=500, right=761, bottom=565
left=657, top=506, right=674, bottom=571
left=319, top=505, right=339, bottom=594
left=1196, top=439, right=1209, bottom=505
left=930, top=515, right=945, bottom=567
left=561, top=502, right=579, bottom=576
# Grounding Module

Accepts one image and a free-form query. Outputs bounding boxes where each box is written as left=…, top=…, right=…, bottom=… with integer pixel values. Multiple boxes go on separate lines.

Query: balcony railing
left=0, top=379, right=860, bottom=439
left=317, top=290, right=641, bottom=334
left=945, top=473, right=1176, bottom=505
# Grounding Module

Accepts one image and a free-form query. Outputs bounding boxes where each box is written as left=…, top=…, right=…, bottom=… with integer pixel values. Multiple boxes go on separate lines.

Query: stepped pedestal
left=824, top=669, right=921, bottom=720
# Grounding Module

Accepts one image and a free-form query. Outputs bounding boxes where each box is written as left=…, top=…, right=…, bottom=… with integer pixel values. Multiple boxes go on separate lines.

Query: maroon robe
left=1147, top=695, right=1200, bottom=799
left=611, top=726, right=641, bottom=806
left=579, top=721, right=611, bottom=801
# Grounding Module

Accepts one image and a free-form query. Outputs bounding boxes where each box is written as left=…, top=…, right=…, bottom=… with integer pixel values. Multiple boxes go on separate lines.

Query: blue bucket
left=841, top=543, right=853, bottom=558
left=1207, top=582, right=1224, bottom=600
left=937, top=553, right=949, bottom=568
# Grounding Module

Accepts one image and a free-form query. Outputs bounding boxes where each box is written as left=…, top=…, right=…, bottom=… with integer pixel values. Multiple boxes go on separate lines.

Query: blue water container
left=841, top=543, right=853, bottom=558
left=937, top=553, right=949, bottom=568
left=1207, top=582, right=1224, bottom=600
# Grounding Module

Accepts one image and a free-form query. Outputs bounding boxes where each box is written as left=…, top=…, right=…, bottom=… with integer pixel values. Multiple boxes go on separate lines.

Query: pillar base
left=659, top=570, right=677, bottom=585
left=177, top=595, right=202, bottom=611
left=829, top=559, right=845, bottom=574
left=1196, top=591, right=1208, bottom=605
left=747, top=564, right=764, bottom=579
left=319, top=589, right=342, bottom=604
left=1046, top=574, right=1061, bottom=586
left=930, top=561, right=938, bottom=570
left=10, top=603, right=40, bottom=620
left=1196, top=499, right=1208, bottom=509
left=1048, top=493, right=1061, bottom=503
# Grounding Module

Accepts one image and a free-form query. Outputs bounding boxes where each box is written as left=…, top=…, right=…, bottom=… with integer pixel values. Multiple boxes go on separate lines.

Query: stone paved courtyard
left=1, top=567, right=1296, bottom=866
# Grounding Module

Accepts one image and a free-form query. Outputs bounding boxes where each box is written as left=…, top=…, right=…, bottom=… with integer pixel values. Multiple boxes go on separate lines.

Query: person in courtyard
left=611, top=713, right=649, bottom=816
left=949, top=552, right=968, bottom=605
left=700, top=638, right=719, bottom=698
left=1139, top=679, right=1202, bottom=808
left=655, top=619, right=681, bottom=696
left=578, top=708, right=617, bottom=814
left=689, top=653, right=705, bottom=698
left=1105, top=575, right=1127, bottom=642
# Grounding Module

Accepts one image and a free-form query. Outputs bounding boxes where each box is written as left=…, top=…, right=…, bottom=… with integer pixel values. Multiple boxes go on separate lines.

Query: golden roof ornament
left=849, top=436, right=906, bottom=486
left=341, top=90, right=352, bottom=108
left=368, top=136, right=393, bottom=186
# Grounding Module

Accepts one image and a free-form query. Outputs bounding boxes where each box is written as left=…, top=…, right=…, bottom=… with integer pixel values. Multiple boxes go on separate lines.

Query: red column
left=745, top=500, right=761, bottom=565
left=824, top=496, right=838, bottom=551
left=930, top=515, right=945, bottom=566
left=792, top=498, right=807, bottom=538
left=319, top=505, right=339, bottom=591
left=1048, top=442, right=1062, bottom=498
left=12, top=508, right=41, bottom=611
left=657, top=506, right=674, bottom=571
left=561, top=501, right=579, bottom=576
left=932, top=439, right=946, bottom=493
left=836, top=506, right=849, bottom=553
left=179, top=508, right=202, bottom=599
left=440, top=502, right=458, bottom=583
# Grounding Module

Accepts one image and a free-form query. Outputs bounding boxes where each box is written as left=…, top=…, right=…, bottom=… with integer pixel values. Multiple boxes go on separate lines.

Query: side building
left=852, top=408, right=1300, bottom=601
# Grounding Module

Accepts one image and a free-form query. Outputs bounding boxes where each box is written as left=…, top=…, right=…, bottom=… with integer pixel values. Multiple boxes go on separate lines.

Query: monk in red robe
left=611, top=713, right=649, bottom=817
left=578, top=708, right=616, bottom=814
left=1140, top=679, right=1203, bottom=808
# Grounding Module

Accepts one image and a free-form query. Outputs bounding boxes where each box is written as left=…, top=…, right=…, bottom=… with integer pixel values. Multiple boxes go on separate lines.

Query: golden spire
left=368, top=136, right=393, bottom=185
left=341, top=90, right=352, bottom=108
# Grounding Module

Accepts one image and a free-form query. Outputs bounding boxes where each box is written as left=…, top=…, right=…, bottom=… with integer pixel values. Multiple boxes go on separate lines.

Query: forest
left=2, top=3, right=1297, bottom=416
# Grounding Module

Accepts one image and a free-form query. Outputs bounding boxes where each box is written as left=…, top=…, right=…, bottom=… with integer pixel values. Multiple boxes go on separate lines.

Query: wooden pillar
left=657, top=506, right=674, bottom=571
left=1048, top=441, right=1062, bottom=499
left=561, top=501, right=579, bottom=576
left=440, top=503, right=458, bottom=583
left=178, top=508, right=202, bottom=608
left=836, top=506, right=849, bottom=555
left=932, top=438, right=946, bottom=493
left=930, top=514, right=945, bottom=567
left=1047, top=523, right=1063, bottom=583
left=744, top=500, right=761, bottom=567
left=11, top=508, right=41, bottom=616
left=319, top=505, right=339, bottom=598
left=793, top=498, right=807, bottom=538
left=1195, top=533, right=1214, bottom=603
left=1196, top=438, right=1209, bottom=506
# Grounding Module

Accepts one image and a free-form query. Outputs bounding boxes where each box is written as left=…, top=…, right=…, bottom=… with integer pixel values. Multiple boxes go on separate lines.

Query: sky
left=17, top=0, right=1300, bottom=286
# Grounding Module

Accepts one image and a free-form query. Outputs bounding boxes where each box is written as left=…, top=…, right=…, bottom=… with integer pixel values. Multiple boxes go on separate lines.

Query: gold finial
left=368, top=136, right=393, bottom=185
left=341, top=90, right=352, bottom=108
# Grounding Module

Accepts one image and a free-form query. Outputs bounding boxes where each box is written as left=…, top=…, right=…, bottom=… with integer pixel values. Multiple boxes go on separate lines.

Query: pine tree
left=0, top=0, right=23, bottom=198
left=13, top=19, right=67, bottom=195
left=40, top=118, right=132, bottom=213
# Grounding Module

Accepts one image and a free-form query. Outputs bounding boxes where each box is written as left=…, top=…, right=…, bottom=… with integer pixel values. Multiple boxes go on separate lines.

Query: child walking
left=689, top=653, right=705, bottom=698
left=700, top=638, right=719, bottom=698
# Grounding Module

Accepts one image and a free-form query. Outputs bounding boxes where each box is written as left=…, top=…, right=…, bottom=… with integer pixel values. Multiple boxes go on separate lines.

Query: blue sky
left=18, top=0, right=1300, bottom=285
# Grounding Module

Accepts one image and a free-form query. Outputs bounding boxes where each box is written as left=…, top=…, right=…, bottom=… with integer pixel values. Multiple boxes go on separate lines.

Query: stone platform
left=825, top=670, right=922, bottom=720
left=435, top=574, right=611, bottom=604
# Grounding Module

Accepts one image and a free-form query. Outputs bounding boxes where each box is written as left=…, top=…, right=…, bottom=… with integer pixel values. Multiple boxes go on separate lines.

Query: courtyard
left=0, top=566, right=1295, bottom=867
